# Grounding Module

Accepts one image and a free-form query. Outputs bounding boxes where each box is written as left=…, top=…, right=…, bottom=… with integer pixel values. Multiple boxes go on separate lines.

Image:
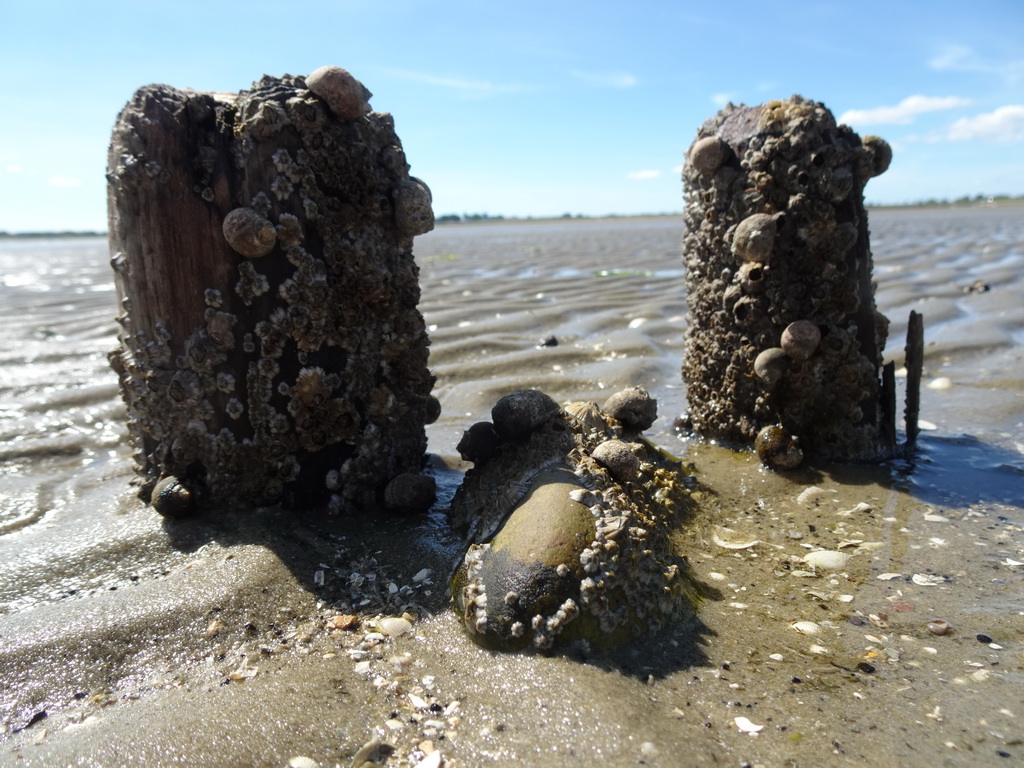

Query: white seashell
left=712, top=527, right=760, bottom=549
left=796, top=486, right=827, bottom=506
left=288, top=758, right=318, bottom=768
left=379, top=617, right=413, bottom=637
left=838, top=502, right=872, bottom=516
left=912, top=573, right=946, bottom=586
left=802, top=550, right=851, bottom=570
left=791, top=621, right=821, bottom=635
left=877, top=572, right=902, bottom=581
left=733, top=716, right=764, bottom=734
left=416, top=752, right=443, bottom=768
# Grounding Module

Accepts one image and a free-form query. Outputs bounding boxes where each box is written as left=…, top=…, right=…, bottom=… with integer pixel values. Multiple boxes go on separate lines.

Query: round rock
left=305, top=66, right=372, bottom=120
left=602, top=386, right=657, bottom=432
left=491, top=390, right=561, bottom=441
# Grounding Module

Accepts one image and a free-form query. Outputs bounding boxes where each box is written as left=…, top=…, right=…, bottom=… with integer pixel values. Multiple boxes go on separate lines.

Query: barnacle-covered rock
left=107, top=71, right=436, bottom=513
left=681, top=96, right=902, bottom=462
left=450, top=388, right=698, bottom=652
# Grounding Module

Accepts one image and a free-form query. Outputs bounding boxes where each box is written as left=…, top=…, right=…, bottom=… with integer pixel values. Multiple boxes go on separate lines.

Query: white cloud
left=947, top=105, right=1024, bottom=142
left=380, top=68, right=532, bottom=95
left=711, top=92, right=737, bottom=108
left=838, top=95, right=971, bottom=126
left=570, top=70, right=637, bottom=88
left=929, top=44, right=1024, bottom=82
left=627, top=170, right=662, bottom=181
left=48, top=176, right=81, bottom=187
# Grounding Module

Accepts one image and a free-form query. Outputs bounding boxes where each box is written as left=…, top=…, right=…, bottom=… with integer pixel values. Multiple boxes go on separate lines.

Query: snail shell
left=222, top=207, right=277, bottom=258
left=732, top=213, right=776, bottom=263
left=602, top=386, right=657, bottom=432
left=150, top=475, right=200, bottom=518
left=688, top=135, right=730, bottom=175
left=753, top=347, right=788, bottom=388
left=781, top=320, right=822, bottom=361
left=305, top=65, right=372, bottom=120
left=755, top=425, right=803, bottom=470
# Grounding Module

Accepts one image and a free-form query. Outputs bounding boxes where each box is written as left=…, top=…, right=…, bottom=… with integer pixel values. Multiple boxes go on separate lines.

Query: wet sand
left=1, top=208, right=1023, bottom=766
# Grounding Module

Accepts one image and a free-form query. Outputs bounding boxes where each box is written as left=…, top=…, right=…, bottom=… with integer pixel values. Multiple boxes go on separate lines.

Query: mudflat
left=2, top=208, right=1022, bottom=766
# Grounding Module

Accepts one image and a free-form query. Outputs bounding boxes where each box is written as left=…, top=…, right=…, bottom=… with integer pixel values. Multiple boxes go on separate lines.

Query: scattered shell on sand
left=712, top=527, right=760, bottom=550
left=733, top=716, right=764, bottom=734
left=795, top=486, right=828, bottom=506
left=802, top=550, right=851, bottom=570
left=378, top=616, right=413, bottom=637
left=791, top=621, right=821, bottom=635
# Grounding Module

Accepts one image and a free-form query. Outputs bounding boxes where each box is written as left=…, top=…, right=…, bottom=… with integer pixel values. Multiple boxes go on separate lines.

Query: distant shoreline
left=3, top=195, right=1022, bottom=237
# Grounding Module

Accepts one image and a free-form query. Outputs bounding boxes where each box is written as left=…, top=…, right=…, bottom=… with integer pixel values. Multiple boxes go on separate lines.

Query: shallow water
left=1, top=207, right=1022, bottom=765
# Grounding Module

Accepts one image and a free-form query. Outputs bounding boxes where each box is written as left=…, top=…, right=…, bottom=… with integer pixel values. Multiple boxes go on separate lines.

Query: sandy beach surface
left=1, top=207, right=1022, bottom=767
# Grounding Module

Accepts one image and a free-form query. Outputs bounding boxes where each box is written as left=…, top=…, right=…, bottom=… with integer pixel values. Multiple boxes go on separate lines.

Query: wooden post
left=681, top=96, right=911, bottom=465
left=904, top=310, right=924, bottom=446
left=107, top=68, right=438, bottom=515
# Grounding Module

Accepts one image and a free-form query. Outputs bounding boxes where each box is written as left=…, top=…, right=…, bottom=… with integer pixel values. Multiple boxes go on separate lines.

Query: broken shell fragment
left=753, top=347, right=788, bottom=388
left=222, top=207, right=277, bottom=258
left=602, top=386, right=657, bottom=431
left=755, top=425, right=803, bottom=470
left=731, top=213, right=776, bottom=263
left=304, top=65, right=372, bottom=119
left=781, top=320, right=821, bottom=361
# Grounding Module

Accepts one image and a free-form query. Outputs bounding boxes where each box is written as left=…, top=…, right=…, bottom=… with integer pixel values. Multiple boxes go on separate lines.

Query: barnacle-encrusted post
left=681, top=96, right=920, bottom=464
left=106, top=68, right=438, bottom=514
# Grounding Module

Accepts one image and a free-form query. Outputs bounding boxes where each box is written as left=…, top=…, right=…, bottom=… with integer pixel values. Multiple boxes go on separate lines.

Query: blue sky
left=1, top=0, right=1022, bottom=232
